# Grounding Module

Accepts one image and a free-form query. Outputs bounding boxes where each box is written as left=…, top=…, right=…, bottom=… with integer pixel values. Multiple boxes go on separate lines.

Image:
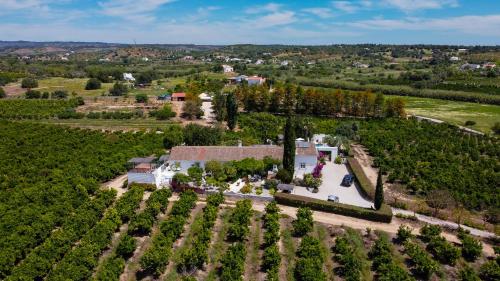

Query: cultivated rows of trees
left=93, top=187, right=172, bottom=281
left=45, top=186, right=144, bottom=281
left=261, top=201, right=281, bottom=280
left=357, top=118, right=499, bottom=211
left=139, top=190, right=198, bottom=276
left=0, top=121, right=164, bottom=279
left=219, top=199, right=252, bottom=281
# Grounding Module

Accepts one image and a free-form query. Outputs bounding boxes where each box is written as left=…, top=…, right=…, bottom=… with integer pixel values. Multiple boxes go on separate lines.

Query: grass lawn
left=399, top=96, right=500, bottom=133
left=35, top=77, right=113, bottom=97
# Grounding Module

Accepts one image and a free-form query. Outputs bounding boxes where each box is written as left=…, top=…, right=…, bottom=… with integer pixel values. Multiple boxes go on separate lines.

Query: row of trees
left=368, top=234, right=413, bottom=281
left=45, top=186, right=145, bottom=281
left=234, top=83, right=406, bottom=118
left=139, top=191, right=198, bottom=276
left=5, top=190, right=116, bottom=280
left=219, top=200, right=253, bottom=281
left=177, top=193, right=224, bottom=274
left=261, top=201, right=281, bottom=280
left=0, top=121, right=164, bottom=279
left=93, top=188, right=172, bottom=281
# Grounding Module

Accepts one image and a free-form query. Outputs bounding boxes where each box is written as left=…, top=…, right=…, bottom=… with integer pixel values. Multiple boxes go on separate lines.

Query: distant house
left=483, top=62, right=496, bottom=69
left=229, top=75, right=248, bottom=84
left=460, top=63, right=481, bottom=71
left=199, top=92, right=212, bottom=102
left=449, top=56, right=460, bottom=62
left=123, top=73, right=135, bottom=82
left=458, top=48, right=468, bottom=52
left=171, top=92, right=186, bottom=101
left=246, top=76, right=266, bottom=86
left=255, top=59, right=264, bottom=65
left=99, top=58, right=110, bottom=62
left=142, top=57, right=149, bottom=62
left=222, top=64, right=234, bottom=73
left=183, top=56, right=194, bottom=60
left=280, top=60, right=289, bottom=66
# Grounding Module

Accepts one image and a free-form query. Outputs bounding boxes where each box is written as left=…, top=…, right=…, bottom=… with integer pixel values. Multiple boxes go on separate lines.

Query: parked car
left=328, top=195, right=339, bottom=202
left=341, top=174, right=354, bottom=186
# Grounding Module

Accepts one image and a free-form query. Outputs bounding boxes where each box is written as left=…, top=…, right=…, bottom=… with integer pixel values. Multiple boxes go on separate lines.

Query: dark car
left=341, top=174, right=354, bottom=186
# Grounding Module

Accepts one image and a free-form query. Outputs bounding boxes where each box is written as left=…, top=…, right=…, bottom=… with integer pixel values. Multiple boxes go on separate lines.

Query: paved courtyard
left=293, top=162, right=373, bottom=208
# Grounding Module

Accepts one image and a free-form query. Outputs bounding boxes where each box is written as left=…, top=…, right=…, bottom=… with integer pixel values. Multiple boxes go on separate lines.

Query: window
left=300, top=163, right=306, bottom=169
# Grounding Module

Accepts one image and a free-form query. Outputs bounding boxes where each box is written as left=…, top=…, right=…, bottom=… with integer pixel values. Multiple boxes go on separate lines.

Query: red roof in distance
left=172, top=92, right=186, bottom=98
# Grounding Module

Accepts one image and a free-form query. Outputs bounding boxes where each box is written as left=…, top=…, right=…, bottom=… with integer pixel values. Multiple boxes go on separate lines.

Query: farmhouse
left=222, top=64, right=234, bottom=73
left=123, top=73, right=135, bottom=81
left=171, top=92, right=186, bottom=101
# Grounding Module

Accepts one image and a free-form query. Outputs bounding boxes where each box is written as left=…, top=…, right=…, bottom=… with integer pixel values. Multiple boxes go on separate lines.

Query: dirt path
left=244, top=212, right=265, bottom=281
left=102, top=174, right=128, bottom=197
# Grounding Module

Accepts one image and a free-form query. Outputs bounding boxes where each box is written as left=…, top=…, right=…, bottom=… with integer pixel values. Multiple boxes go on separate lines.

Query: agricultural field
left=34, top=77, right=114, bottom=97
left=400, top=96, right=500, bottom=133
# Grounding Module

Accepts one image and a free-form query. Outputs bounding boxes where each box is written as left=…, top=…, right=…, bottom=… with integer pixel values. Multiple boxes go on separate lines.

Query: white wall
left=127, top=172, right=155, bottom=185
left=294, top=155, right=317, bottom=178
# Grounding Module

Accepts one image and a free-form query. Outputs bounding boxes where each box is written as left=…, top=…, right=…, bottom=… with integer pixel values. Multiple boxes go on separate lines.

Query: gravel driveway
left=293, top=162, right=373, bottom=208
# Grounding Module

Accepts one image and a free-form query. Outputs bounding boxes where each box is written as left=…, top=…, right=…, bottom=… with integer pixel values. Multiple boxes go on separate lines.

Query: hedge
left=274, top=193, right=392, bottom=223
left=346, top=157, right=375, bottom=200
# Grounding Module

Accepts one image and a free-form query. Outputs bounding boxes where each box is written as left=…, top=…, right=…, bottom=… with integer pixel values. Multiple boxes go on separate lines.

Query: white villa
left=222, top=65, right=234, bottom=73
left=123, top=73, right=135, bottom=82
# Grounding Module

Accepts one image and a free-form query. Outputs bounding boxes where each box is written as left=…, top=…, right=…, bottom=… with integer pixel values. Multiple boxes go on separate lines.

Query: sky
left=0, top=0, right=499, bottom=45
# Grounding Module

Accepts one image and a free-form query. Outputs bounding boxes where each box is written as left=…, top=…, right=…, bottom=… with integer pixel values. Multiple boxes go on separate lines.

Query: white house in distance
left=222, top=64, right=234, bottom=73
left=123, top=73, right=135, bottom=82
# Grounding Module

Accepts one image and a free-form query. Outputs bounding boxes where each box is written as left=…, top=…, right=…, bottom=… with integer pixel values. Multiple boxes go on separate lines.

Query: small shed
left=171, top=92, right=186, bottom=101
left=277, top=183, right=294, bottom=193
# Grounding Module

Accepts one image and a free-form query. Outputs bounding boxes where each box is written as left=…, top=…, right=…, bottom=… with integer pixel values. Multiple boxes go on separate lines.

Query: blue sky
left=1, top=0, right=499, bottom=45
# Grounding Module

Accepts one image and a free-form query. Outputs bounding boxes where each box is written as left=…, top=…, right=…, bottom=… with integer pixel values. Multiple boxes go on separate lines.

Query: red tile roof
left=172, top=92, right=186, bottom=98
left=169, top=145, right=283, bottom=162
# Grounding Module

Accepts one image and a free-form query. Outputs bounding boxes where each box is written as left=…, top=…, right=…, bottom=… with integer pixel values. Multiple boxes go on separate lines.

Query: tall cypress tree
left=374, top=168, right=384, bottom=210
left=283, top=115, right=296, bottom=176
left=226, top=92, right=238, bottom=131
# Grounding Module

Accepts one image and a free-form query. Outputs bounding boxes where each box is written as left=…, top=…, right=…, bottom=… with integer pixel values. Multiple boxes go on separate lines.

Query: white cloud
left=249, top=11, right=297, bottom=28
left=302, top=8, right=334, bottom=19
left=245, top=3, right=282, bottom=14
left=331, top=1, right=372, bottom=13
left=349, top=14, right=500, bottom=36
left=3, top=0, right=45, bottom=9
left=382, top=0, right=459, bottom=12
left=98, top=0, right=176, bottom=23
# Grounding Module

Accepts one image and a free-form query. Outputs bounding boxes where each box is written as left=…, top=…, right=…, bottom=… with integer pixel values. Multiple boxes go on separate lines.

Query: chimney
left=237, top=140, right=242, bottom=147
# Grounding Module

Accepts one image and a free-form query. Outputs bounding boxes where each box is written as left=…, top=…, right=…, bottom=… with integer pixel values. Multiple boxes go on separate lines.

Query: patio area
left=292, top=161, right=373, bottom=208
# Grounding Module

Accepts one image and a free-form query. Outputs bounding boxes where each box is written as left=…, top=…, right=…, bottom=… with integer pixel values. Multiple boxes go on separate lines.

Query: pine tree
left=226, top=92, right=238, bottom=130
left=283, top=115, right=296, bottom=177
left=374, top=168, right=384, bottom=210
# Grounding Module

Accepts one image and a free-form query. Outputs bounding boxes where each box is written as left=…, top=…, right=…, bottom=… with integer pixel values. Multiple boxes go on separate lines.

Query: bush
left=220, top=242, right=246, bottom=281
left=239, top=183, right=253, bottom=194
left=135, top=93, right=148, bottom=103
left=347, top=157, right=375, bottom=199
left=21, top=77, right=38, bottom=88
left=116, top=234, right=136, bottom=259
left=404, top=241, right=440, bottom=279
left=151, top=104, right=176, bottom=120
left=274, top=192, right=393, bottom=223
left=397, top=225, right=413, bottom=243
left=292, top=207, right=313, bottom=237
left=479, top=261, right=500, bottom=281
left=0, top=87, right=5, bottom=98
left=295, top=236, right=326, bottom=281
left=276, top=168, right=292, bottom=183
left=334, top=155, right=342, bottom=164
left=459, top=266, right=481, bottom=281
left=426, top=236, right=461, bottom=265
left=227, top=200, right=252, bottom=241
left=458, top=231, right=482, bottom=262
left=25, top=89, right=41, bottom=99
left=109, top=82, right=128, bottom=96
left=465, top=120, right=476, bottom=126
left=52, top=90, right=68, bottom=99
left=85, top=78, right=101, bottom=90
left=420, top=224, right=442, bottom=242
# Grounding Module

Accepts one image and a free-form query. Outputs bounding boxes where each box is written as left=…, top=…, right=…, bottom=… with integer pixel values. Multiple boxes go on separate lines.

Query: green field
left=399, top=96, right=500, bottom=133
left=34, top=77, right=113, bottom=96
